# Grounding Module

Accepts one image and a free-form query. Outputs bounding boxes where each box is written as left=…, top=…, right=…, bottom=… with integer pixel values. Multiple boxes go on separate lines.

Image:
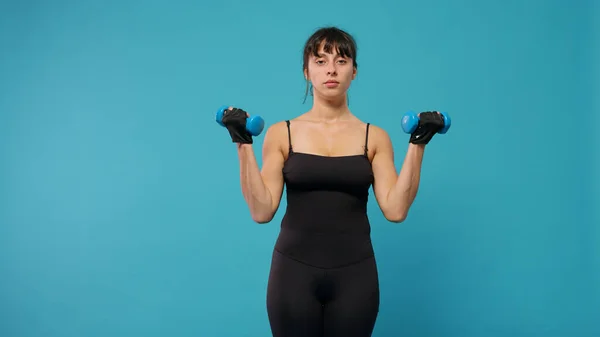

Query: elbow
left=253, top=217, right=272, bottom=224
left=384, top=209, right=408, bottom=223
left=387, top=214, right=407, bottom=223
left=251, top=211, right=274, bottom=224
left=248, top=198, right=276, bottom=224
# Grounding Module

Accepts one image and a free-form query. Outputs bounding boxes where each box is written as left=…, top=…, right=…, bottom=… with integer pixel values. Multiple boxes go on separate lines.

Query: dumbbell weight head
left=246, top=115, right=265, bottom=137
left=215, top=105, right=229, bottom=127
left=401, top=111, right=419, bottom=134
left=439, top=112, right=451, bottom=134
left=215, top=105, right=265, bottom=137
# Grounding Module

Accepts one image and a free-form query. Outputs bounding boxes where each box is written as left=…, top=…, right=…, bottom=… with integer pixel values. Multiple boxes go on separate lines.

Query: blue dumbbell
left=215, top=105, right=265, bottom=137
left=401, top=111, right=451, bottom=134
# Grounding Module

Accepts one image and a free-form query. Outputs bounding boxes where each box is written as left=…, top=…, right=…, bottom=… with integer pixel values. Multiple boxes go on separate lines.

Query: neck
left=308, top=93, right=350, bottom=122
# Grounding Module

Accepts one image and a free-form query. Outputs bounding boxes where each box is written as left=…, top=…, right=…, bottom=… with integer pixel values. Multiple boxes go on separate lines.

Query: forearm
left=387, top=144, right=425, bottom=220
left=237, top=144, right=273, bottom=219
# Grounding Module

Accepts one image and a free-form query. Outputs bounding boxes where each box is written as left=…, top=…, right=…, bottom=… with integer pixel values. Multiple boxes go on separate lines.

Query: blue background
left=1, top=0, right=598, bottom=336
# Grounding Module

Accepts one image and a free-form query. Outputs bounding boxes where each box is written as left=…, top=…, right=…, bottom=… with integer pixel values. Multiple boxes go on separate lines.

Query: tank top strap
left=285, top=120, right=293, bottom=153
left=364, top=123, right=370, bottom=157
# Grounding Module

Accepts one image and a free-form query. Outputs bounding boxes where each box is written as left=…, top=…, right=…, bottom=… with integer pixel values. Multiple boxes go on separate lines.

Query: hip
left=273, top=227, right=375, bottom=269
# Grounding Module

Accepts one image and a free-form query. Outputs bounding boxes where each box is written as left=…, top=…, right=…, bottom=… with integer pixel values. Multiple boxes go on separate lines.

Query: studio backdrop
left=1, top=0, right=598, bottom=336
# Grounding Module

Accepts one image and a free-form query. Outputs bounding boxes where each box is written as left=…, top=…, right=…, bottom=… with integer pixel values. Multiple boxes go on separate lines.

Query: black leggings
left=266, top=249, right=380, bottom=337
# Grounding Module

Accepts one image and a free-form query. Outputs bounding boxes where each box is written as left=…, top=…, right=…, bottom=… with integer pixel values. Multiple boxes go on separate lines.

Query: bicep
left=260, top=123, right=286, bottom=213
left=371, top=127, right=398, bottom=212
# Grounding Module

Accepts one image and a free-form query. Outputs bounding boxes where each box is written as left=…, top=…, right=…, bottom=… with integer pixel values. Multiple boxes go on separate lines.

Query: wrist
left=408, top=143, right=426, bottom=152
left=237, top=143, right=253, bottom=151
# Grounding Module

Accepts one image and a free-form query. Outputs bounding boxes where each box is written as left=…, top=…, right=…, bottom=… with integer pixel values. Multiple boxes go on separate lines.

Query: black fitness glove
left=221, top=107, right=253, bottom=144
left=409, top=111, right=445, bottom=145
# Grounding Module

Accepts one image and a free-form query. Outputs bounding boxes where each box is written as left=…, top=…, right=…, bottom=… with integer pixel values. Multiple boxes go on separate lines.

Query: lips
left=325, top=80, right=339, bottom=84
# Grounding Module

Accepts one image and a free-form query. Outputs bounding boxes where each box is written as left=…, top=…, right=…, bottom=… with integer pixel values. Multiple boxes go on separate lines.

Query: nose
left=327, top=63, right=337, bottom=75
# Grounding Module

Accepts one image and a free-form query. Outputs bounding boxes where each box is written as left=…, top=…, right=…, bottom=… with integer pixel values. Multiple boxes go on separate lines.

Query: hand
left=221, top=107, right=253, bottom=144
left=409, top=111, right=445, bottom=145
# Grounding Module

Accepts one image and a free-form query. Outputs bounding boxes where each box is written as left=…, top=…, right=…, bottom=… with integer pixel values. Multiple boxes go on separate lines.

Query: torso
left=273, top=117, right=377, bottom=269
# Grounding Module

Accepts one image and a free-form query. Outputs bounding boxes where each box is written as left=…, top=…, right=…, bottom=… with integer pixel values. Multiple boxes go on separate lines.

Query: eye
left=337, top=59, right=347, bottom=64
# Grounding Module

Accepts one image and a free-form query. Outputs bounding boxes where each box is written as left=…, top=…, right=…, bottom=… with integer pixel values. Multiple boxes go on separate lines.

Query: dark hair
left=302, top=27, right=358, bottom=103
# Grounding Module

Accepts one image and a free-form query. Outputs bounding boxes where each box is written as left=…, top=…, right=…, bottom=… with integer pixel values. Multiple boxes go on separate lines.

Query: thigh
left=323, top=257, right=380, bottom=337
left=266, top=250, right=324, bottom=337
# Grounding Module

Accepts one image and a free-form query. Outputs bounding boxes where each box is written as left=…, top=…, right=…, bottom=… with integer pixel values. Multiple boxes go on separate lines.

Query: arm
left=237, top=122, right=286, bottom=223
left=370, top=126, right=425, bottom=223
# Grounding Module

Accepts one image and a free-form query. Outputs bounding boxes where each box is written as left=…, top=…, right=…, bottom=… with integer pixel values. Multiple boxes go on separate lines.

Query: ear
left=352, top=67, right=357, bottom=80
left=304, top=68, right=309, bottom=80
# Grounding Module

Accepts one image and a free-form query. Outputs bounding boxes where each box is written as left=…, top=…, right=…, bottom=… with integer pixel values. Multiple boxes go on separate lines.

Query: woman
left=221, top=26, right=445, bottom=337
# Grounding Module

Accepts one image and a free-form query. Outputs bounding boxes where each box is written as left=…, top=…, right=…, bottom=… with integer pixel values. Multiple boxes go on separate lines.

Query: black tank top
left=274, top=120, right=375, bottom=268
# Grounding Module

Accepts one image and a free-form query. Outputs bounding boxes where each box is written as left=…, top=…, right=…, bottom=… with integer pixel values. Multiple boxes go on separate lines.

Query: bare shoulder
left=262, top=120, right=289, bottom=156
left=264, top=120, right=289, bottom=140
left=367, top=124, right=394, bottom=156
